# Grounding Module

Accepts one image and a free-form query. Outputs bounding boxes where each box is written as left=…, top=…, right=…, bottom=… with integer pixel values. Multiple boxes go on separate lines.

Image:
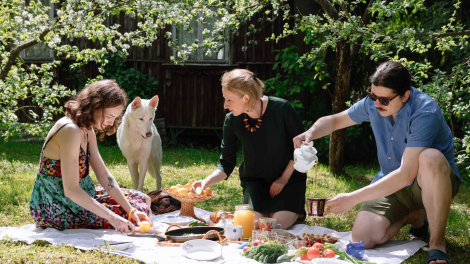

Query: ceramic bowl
left=180, top=239, right=222, bottom=261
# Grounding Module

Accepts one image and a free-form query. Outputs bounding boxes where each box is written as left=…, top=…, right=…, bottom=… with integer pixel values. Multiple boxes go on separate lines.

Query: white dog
left=117, top=96, right=162, bottom=191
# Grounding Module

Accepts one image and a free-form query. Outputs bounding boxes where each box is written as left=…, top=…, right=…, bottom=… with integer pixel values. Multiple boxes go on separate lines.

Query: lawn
left=0, top=140, right=469, bottom=263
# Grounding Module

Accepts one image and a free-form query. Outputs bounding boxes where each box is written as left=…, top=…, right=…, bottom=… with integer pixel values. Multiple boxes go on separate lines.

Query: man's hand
left=269, top=177, right=288, bottom=197
left=324, top=193, right=357, bottom=215
left=293, top=130, right=314, bottom=149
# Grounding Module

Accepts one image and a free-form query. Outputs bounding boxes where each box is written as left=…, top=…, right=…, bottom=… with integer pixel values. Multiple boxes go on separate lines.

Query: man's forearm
left=350, top=168, right=413, bottom=204
left=308, top=115, right=338, bottom=140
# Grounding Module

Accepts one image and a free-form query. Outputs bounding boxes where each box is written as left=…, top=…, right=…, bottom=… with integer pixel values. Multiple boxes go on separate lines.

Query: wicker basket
left=162, top=187, right=216, bottom=223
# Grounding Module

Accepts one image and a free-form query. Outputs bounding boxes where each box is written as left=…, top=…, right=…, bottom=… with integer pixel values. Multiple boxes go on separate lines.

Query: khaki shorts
left=359, top=169, right=460, bottom=225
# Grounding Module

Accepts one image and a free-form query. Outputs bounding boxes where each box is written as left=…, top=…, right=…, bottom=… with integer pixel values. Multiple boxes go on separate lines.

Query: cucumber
left=276, top=253, right=296, bottom=263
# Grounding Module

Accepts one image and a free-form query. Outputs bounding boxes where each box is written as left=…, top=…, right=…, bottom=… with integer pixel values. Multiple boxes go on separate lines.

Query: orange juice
left=234, top=204, right=254, bottom=239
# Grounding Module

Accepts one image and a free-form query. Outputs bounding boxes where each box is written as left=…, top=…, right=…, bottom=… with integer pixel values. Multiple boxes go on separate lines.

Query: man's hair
left=64, top=79, right=128, bottom=137
left=370, top=61, right=412, bottom=96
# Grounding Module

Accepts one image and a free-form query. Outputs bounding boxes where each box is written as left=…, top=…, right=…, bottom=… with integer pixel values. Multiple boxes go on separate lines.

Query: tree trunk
left=329, top=38, right=351, bottom=175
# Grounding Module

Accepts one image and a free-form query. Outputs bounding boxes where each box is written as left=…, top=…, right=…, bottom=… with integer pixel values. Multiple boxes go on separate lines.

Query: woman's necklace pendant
left=244, top=99, right=263, bottom=132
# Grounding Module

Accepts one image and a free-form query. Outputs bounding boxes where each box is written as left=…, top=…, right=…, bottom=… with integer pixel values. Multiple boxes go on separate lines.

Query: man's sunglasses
left=366, top=87, right=399, bottom=106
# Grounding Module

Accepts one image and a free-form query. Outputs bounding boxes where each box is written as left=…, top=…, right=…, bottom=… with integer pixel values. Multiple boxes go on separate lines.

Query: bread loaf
left=210, top=210, right=234, bottom=223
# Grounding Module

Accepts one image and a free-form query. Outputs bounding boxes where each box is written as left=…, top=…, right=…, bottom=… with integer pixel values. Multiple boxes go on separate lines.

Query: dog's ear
left=150, top=96, right=159, bottom=109
left=131, top=97, right=142, bottom=110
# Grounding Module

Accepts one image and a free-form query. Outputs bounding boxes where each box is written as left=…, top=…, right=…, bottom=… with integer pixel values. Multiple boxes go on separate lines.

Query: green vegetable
left=189, top=221, right=209, bottom=227
left=242, top=243, right=288, bottom=264
left=276, top=253, right=295, bottom=263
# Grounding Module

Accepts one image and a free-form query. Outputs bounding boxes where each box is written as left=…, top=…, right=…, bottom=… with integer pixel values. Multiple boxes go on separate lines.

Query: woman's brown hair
left=221, top=69, right=265, bottom=110
left=64, top=79, right=128, bottom=137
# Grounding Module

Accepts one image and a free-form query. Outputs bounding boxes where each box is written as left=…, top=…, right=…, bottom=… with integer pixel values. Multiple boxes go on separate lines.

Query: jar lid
left=235, top=204, right=252, bottom=211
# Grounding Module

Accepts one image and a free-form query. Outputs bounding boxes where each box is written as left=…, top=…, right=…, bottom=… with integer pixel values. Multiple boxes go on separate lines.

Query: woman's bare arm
left=57, top=125, right=134, bottom=232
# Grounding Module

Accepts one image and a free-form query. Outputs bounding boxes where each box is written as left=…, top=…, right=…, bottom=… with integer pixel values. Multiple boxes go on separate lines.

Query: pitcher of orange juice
left=233, top=204, right=254, bottom=239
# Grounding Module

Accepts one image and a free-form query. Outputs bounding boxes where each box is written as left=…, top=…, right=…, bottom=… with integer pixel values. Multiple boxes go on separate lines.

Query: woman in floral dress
left=30, top=80, right=150, bottom=233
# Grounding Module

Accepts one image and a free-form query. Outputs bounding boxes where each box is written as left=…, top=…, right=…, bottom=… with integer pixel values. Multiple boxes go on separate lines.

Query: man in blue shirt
left=294, top=62, right=459, bottom=264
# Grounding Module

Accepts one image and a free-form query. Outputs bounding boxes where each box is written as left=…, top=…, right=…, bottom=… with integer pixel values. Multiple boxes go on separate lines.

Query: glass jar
left=233, top=204, right=254, bottom=239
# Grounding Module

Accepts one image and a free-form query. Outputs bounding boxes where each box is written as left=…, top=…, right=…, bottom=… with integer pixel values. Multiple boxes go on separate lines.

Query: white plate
left=181, top=239, right=222, bottom=261
left=294, top=256, right=346, bottom=264
left=106, top=242, right=133, bottom=251
left=155, top=215, right=195, bottom=226
left=311, top=258, right=348, bottom=264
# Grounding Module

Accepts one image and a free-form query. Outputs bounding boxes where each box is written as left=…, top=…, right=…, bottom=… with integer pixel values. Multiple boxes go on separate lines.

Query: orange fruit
left=178, top=188, right=189, bottom=195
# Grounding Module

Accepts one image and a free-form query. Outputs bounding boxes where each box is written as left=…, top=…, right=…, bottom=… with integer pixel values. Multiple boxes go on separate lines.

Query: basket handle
left=202, top=230, right=222, bottom=241
left=165, top=224, right=182, bottom=232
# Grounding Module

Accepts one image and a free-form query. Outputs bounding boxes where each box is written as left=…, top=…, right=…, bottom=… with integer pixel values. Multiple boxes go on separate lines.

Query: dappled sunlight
left=1, top=141, right=469, bottom=264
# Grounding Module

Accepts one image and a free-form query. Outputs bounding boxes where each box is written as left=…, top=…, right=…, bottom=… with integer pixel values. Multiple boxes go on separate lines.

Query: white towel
left=1, top=208, right=426, bottom=264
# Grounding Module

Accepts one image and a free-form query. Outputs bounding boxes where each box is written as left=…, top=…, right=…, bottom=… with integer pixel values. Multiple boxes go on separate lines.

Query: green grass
left=0, top=140, right=469, bottom=263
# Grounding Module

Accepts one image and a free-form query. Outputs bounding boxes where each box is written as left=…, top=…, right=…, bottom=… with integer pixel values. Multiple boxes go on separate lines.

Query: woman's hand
left=293, top=130, right=314, bottom=149
left=131, top=210, right=151, bottom=226
left=190, top=179, right=209, bottom=194
left=269, top=177, right=288, bottom=197
left=324, top=193, right=357, bottom=215
left=109, top=214, right=135, bottom=233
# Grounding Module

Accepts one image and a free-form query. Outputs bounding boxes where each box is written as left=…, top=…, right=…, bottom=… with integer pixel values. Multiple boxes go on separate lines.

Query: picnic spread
left=0, top=206, right=427, bottom=264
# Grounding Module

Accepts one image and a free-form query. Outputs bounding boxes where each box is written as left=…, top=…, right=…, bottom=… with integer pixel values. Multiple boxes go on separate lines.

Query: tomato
left=323, top=249, right=335, bottom=258
left=301, top=253, right=309, bottom=261
left=307, top=246, right=321, bottom=260
left=313, top=242, right=325, bottom=251
left=243, top=246, right=250, bottom=253
left=252, top=240, right=261, bottom=246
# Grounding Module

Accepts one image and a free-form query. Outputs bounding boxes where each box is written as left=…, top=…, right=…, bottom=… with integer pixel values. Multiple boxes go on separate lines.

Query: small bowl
left=181, top=239, right=222, bottom=261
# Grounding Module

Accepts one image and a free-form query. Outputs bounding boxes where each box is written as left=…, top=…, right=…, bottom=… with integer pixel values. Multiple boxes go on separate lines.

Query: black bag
left=147, top=190, right=181, bottom=214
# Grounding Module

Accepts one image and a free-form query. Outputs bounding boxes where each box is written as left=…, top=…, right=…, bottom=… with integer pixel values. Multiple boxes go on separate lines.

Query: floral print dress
left=29, top=123, right=150, bottom=230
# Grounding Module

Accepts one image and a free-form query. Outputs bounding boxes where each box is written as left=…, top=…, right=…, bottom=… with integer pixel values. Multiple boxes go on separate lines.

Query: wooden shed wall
left=23, top=5, right=293, bottom=129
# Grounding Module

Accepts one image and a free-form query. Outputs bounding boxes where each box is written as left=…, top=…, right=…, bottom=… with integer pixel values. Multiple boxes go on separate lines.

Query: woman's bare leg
left=269, top=211, right=299, bottom=229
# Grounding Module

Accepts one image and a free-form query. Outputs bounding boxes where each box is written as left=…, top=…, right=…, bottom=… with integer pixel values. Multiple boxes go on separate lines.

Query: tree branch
left=313, top=0, right=338, bottom=20
left=350, top=0, right=374, bottom=67
left=0, top=29, right=51, bottom=81
left=416, top=30, right=470, bottom=38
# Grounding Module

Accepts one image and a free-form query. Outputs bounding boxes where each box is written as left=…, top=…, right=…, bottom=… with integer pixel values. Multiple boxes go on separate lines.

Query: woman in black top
left=191, top=69, right=306, bottom=229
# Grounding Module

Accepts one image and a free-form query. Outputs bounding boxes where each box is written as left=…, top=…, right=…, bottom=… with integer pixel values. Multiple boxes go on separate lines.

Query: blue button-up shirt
left=348, top=87, right=460, bottom=186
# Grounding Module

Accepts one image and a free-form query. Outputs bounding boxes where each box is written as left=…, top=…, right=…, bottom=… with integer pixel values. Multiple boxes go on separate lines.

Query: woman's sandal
left=426, top=249, right=451, bottom=264
left=408, top=215, right=429, bottom=242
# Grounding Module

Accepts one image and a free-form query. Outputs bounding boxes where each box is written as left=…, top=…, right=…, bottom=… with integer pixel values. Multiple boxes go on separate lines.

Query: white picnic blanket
left=0, top=208, right=426, bottom=264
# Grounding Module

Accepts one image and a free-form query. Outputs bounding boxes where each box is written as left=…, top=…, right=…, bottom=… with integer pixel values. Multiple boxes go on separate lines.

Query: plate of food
left=155, top=215, right=195, bottom=226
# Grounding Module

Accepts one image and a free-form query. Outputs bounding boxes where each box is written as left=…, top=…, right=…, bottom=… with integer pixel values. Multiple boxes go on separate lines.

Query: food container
left=233, top=204, right=254, bottom=239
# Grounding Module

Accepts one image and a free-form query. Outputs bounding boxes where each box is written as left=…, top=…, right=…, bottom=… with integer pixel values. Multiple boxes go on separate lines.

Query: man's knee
left=352, top=212, right=389, bottom=248
left=418, top=149, right=449, bottom=174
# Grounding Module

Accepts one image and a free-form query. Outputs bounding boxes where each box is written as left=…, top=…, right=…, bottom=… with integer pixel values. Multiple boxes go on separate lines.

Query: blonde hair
left=221, top=69, right=265, bottom=110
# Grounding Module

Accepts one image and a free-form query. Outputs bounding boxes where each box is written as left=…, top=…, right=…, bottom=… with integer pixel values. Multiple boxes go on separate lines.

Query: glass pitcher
left=233, top=204, right=254, bottom=239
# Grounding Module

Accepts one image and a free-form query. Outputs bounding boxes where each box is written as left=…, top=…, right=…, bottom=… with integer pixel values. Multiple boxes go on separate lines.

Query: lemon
left=169, top=186, right=178, bottom=193
left=195, top=186, right=202, bottom=195
left=139, top=224, right=150, bottom=233
left=176, top=184, right=183, bottom=188
left=205, top=188, right=212, bottom=196
left=140, top=221, right=151, bottom=227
